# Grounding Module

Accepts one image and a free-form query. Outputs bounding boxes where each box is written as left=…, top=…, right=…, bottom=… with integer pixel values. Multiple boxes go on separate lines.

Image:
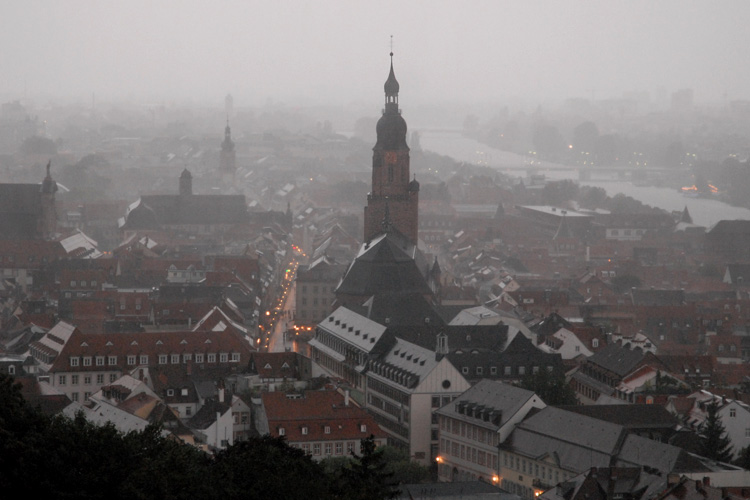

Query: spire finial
left=390, top=35, right=393, bottom=56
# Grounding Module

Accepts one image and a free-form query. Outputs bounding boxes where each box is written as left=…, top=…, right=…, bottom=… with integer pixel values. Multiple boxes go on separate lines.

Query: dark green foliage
left=735, top=445, right=750, bottom=470
left=19, top=135, right=57, bottom=155
left=699, top=402, right=734, bottom=463
left=329, top=436, right=400, bottom=500
left=323, top=444, right=429, bottom=487
left=519, top=368, right=578, bottom=406
left=212, top=435, right=331, bottom=500
left=610, top=274, right=642, bottom=294
left=1, top=374, right=408, bottom=500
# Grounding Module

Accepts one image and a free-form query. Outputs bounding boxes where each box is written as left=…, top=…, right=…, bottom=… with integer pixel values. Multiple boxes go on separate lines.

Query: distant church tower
left=363, top=52, right=419, bottom=243
left=40, top=160, right=58, bottom=238
left=219, top=120, right=236, bottom=182
left=179, top=168, right=193, bottom=196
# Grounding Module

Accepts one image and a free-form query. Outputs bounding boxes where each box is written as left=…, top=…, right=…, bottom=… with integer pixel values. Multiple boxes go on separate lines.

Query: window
left=360, top=424, right=367, bottom=433
left=325, top=443, right=332, bottom=456
left=84, top=392, right=91, bottom=401
left=302, top=426, right=308, bottom=435
left=70, top=357, right=79, bottom=367
left=70, top=280, right=76, bottom=287
left=476, top=367, right=483, bottom=375
left=159, top=355, right=167, bottom=365
left=71, top=393, right=79, bottom=402
left=231, top=353, right=240, bottom=362
left=518, top=366, right=526, bottom=375
left=91, top=280, right=97, bottom=287
left=140, top=355, right=148, bottom=365
left=335, top=442, right=343, bottom=455
left=84, top=375, right=91, bottom=385
left=58, top=375, right=66, bottom=385
left=313, top=444, right=321, bottom=455
left=108, top=356, right=117, bottom=365
left=83, top=357, right=92, bottom=367
left=171, top=354, right=179, bottom=364
left=71, top=375, right=78, bottom=385
left=96, top=374, right=104, bottom=384
left=731, top=408, right=737, bottom=418
left=135, top=298, right=141, bottom=310
left=96, top=356, right=105, bottom=366
left=181, top=388, right=188, bottom=396
left=504, top=366, right=511, bottom=376
left=109, top=374, right=116, bottom=383
left=745, top=428, right=750, bottom=438
left=220, top=353, right=228, bottom=363
left=279, top=427, right=285, bottom=436
left=432, top=396, right=440, bottom=408
left=185, top=407, right=192, bottom=416
left=462, top=366, right=469, bottom=375
left=207, top=353, right=216, bottom=363
left=127, top=355, right=136, bottom=365
left=324, top=426, right=331, bottom=434
left=490, top=366, right=497, bottom=375
left=195, top=353, right=204, bottom=363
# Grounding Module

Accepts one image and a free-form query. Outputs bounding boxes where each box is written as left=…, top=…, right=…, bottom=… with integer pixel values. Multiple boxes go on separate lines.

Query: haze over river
left=418, top=130, right=750, bottom=228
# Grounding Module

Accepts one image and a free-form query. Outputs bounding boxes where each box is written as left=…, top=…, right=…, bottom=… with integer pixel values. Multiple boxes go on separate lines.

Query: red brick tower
left=364, top=52, right=419, bottom=244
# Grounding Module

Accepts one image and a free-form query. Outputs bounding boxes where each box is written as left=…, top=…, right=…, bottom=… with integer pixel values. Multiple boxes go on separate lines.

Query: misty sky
left=2, top=1, right=749, bottom=108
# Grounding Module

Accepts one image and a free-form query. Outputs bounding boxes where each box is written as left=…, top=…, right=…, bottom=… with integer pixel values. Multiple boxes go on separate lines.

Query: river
left=418, top=130, right=750, bottom=228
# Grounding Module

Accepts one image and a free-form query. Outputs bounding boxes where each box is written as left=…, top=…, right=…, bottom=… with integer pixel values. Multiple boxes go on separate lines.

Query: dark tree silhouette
left=700, top=402, right=733, bottom=463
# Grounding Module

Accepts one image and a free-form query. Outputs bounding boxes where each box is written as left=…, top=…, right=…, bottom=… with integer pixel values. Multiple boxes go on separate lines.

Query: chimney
left=345, top=390, right=350, bottom=406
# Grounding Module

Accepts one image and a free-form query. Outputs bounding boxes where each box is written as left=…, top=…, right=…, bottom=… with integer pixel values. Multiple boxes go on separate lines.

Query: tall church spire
left=364, top=50, right=419, bottom=244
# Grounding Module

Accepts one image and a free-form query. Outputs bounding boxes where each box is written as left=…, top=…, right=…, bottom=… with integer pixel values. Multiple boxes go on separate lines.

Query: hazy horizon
left=2, top=1, right=749, bottom=110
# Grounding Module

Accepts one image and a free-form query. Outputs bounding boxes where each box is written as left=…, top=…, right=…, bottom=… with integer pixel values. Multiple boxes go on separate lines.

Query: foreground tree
left=519, top=368, right=578, bottom=406
left=330, top=436, right=400, bottom=500
left=700, top=402, right=733, bottom=463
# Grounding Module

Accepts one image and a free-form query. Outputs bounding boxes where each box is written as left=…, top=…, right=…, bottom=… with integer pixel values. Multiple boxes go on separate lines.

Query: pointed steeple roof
left=680, top=205, right=693, bottom=224
left=384, top=52, right=400, bottom=96
left=41, top=160, right=57, bottom=194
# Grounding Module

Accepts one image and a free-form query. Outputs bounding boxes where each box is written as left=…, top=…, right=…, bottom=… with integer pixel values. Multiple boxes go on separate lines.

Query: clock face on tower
left=384, top=152, right=397, bottom=164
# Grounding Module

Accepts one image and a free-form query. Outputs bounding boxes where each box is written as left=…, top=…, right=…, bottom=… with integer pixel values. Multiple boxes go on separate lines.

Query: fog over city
left=3, top=1, right=749, bottom=110
left=8, top=2, right=750, bottom=498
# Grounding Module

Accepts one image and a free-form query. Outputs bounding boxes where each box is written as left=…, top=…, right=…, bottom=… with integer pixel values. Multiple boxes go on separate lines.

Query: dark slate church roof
left=0, top=184, right=45, bottom=238
left=132, top=194, right=247, bottom=226
left=335, top=230, right=432, bottom=298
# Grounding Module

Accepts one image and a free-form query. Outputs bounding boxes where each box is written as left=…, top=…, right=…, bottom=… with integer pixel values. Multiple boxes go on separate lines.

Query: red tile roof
left=49, top=327, right=254, bottom=373
left=262, top=390, right=384, bottom=443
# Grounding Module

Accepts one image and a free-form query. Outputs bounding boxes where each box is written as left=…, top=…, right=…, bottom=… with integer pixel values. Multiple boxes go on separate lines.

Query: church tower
left=179, top=168, right=193, bottom=196
left=219, top=120, right=236, bottom=182
left=39, top=160, right=58, bottom=238
left=363, top=52, right=419, bottom=244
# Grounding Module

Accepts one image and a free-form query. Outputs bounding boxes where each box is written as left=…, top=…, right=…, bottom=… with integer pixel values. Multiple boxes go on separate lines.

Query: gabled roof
left=586, top=344, right=647, bottom=377
left=435, top=379, right=543, bottom=429
left=262, top=390, right=383, bottom=442
left=335, top=231, right=432, bottom=297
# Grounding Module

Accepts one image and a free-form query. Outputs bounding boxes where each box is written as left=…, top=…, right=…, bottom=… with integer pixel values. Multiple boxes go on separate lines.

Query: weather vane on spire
left=390, top=35, right=394, bottom=56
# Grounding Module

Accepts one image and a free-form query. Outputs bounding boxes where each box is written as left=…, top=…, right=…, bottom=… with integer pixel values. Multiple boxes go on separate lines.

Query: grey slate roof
left=586, top=344, right=646, bottom=377
left=335, top=231, right=432, bottom=297
left=503, top=406, right=709, bottom=477
left=435, top=379, right=539, bottom=429
left=136, top=194, right=247, bottom=226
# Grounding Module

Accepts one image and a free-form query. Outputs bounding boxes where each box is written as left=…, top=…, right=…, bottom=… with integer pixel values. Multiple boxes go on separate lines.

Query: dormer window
left=324, top=426, right=331, bottom=434
left=279, top=427, right=285, bottom=436
left=302, top=426, right=308, bottom=435
left=360, top=424, right=367, bottom=433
